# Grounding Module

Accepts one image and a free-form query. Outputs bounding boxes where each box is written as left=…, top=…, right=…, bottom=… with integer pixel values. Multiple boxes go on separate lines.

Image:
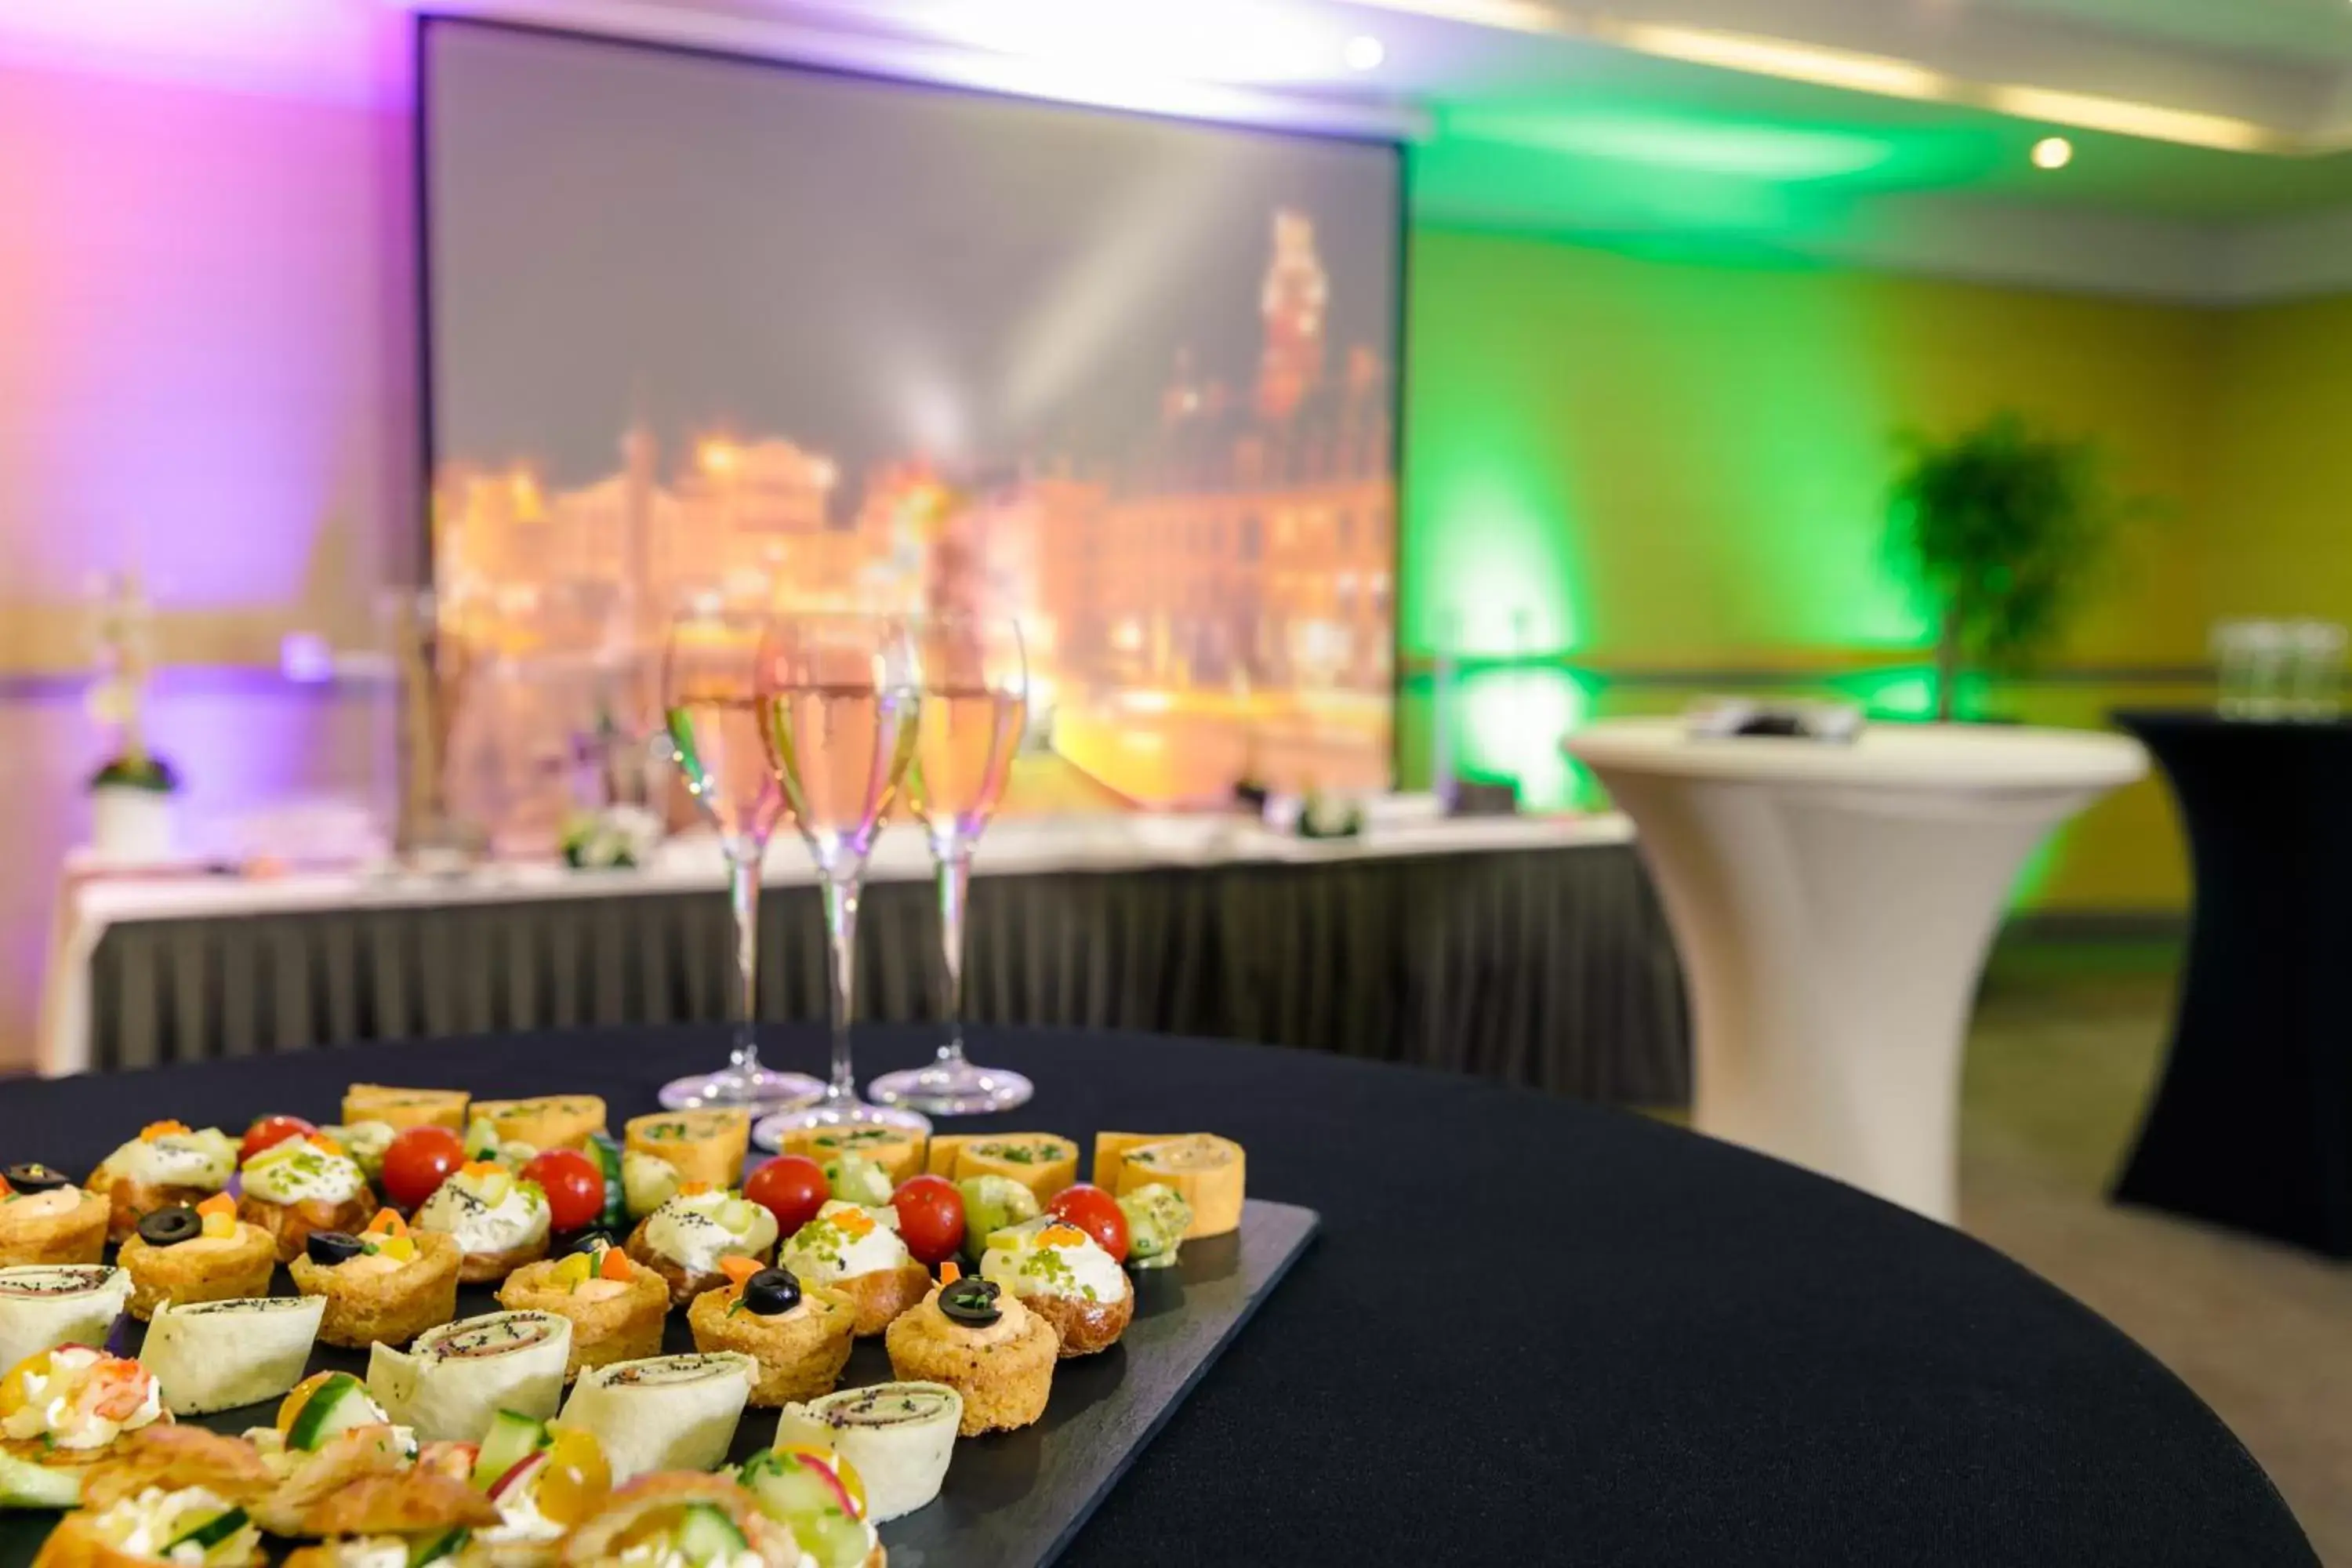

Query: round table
left=0, top=1023, right=2308, bottom=1565
left=1563, top=719, right=2147, bottom=1221
left=2111, top=710, right=2352, bottom=1256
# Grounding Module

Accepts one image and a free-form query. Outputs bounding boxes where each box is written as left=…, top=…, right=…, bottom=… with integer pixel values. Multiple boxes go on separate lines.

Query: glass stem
left=728, top=844, right=763, bottom=1072
left=821, top=869, right=862, bottom=1102
left=935, top=838, right=971, bottom=1066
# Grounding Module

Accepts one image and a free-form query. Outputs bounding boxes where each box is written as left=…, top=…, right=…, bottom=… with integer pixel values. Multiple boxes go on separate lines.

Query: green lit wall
left=1399, top=226, right=2228, bottom=910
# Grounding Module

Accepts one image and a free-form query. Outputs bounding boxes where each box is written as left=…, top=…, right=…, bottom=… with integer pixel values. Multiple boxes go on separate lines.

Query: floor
left=1955, top=938, right=2352, bottom=1565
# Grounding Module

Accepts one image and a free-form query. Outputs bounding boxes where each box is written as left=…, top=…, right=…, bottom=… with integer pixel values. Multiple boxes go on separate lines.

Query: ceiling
left=452, top=0, right=2352, bottom=233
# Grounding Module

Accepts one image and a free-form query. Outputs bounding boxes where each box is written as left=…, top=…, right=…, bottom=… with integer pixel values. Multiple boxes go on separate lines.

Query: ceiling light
left=1607, top=24, right=1945, bottom=101
left=1987, top=86, right=2271, bottom=154
left=1343, top=34, right=1385, bottom=71
left=2031, top=136, right=2072, bottom=169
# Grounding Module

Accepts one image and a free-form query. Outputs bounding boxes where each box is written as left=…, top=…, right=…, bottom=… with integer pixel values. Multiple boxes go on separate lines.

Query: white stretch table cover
left=39, top=810, right=1632, bottom=1078
left=1564, top=720, right=2144, bottom=1221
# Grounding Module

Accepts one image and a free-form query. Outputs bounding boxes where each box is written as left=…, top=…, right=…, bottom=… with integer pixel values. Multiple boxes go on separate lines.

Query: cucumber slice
left=718, top=1197, right=764, bottom=1235
left=622, top=1151, right=681, bottom=1218
left=470, top=1407, right=551, bottom=1491
left=286, top=1373, right=374, bottom=1452
left=588, top=1132, right=627, bottom=1230
left=673, top=1501, right=750, bottom=1557
left=165, top=1504, right=249, bottom=1552
left=408, top=1526, right=470, bottom=1565
left=0, top=1450, right=80, bottom=1509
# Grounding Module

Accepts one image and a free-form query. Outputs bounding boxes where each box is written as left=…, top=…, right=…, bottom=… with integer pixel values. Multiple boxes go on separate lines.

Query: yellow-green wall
left=1403, top=226, right=2352, bottom=913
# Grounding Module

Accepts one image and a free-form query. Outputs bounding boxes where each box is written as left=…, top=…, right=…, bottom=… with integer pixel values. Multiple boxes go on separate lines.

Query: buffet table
left=0, top=1023, right=2311, bottom=1565
left=2111, top=711, right=2352, bottom=1256
left=1565, top=720, right=2146, bottom=1221
left=41, top=813, right=1690, bottom=1105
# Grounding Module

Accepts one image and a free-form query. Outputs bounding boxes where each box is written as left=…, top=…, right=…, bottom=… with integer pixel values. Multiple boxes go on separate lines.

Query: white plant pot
left=89, top=785, right=176, bottom=865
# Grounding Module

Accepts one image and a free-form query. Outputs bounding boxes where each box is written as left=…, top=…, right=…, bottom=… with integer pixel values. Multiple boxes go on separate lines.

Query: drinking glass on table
left=870, top=614, right=1035, bottom=1115
left=655, top=594, right=825, bottom=1110
left=751, top=613, right=931, bottom=1142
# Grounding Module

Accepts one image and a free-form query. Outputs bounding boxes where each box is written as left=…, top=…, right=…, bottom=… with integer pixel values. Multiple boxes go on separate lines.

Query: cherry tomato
left=379, top=1125, right=465, bottom=1209
left=523, top=1149, right=604, bottom=1233
left=744, top=1155, right=829, bottom=1236
left=890, top=1174, right=966, bottom=1265
left=240, top=1115, right=318, bottom=1165
left=1045, top=1183, right=1130, bottom=1264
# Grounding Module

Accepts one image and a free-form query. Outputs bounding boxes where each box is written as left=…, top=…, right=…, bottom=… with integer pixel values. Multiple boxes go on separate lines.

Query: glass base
left=753, top=1094, right=932, bottom=1149
left=659, top=1064, right=826, bottom=1111
left=869, top=1059, right=1034, bottom=1117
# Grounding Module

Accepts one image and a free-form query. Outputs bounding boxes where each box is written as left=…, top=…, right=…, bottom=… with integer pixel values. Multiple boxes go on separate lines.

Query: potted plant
left=85, top=571, right=180, bottom=862
left=1886, top=412, right=2140, bottom=721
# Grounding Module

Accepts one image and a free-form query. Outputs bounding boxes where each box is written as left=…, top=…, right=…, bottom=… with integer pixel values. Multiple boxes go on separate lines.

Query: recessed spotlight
left=2031, top=136, right=2073, bottom=169
left=1343, top=34, right=1385, bottom=71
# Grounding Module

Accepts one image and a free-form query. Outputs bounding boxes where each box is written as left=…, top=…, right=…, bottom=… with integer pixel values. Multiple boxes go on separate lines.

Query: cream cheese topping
left=241, top=1141, right=365, bottom=1206
left=779, top=1200, right=910, bottom=1285
left=644, top=1189, right=777, bottom=1276
left=416, top=1171, right=550, bottom=1258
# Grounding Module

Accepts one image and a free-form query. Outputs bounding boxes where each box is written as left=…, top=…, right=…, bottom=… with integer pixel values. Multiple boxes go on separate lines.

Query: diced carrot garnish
left=194, top=1193, right=236, bottom=1218
left=833, top=1208, right=876, bottom=1239
left=1038, top=1224, right=1089, bottom=1249
left=678, top=1181, right=713, bottom=1197
left=599, top=1247, right=633, bottom=1282
left=458, top=1160, right=503, bottom=1179
left=139, top=1120, right=190, bottom=1142
left=718, top=1255, right=762, bottom=1287
left=938, top=1261, right=960, bottom=1287
left=364, top=1207, right=406, bottom=1236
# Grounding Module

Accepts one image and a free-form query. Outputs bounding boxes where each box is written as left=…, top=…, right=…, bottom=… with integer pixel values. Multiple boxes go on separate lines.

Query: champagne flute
left=751, top=613, right=931, bottom=1142
left=656, top=595, right=825, bottom=1110
left=869, top=614, right=1034, bottom=1114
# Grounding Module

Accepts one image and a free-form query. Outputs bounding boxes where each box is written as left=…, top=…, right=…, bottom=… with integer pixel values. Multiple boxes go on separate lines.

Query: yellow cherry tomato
left=276, top=1370, right=339, bottom=1435
left=0, top=1352, right=53, bottom=1418
left=535, top=1423, right=612, bottom=1526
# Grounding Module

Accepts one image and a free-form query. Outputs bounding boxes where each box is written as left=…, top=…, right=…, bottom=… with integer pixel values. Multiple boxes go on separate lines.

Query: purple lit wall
left=0, top=3, right=421, bottom=1058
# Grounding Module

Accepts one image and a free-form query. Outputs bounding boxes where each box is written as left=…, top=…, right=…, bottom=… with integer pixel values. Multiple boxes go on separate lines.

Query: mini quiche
left=978, top=1218, right=1134, bottom=1357
left=289, top=1209, right=463, bottom=1348
left=0, top=1164, right=111, bottom=1269
left=778, top=1202, right=931, bottom=1338
left=236, top=1135, right=376, bottom=1264
left=86, top=1122, right=239, bottom=1245
left=117, top=1196, right=276, bottom=1320
left=499, top=1235, right=670, bottom=1381
left=626, top=1185, right=779, bottom=1306
left=413, top=1162, right=551, bottom=1284
left=687, top=1260, right=858, bottom=1407
left=884, top=1276, right=1057, bottom=1437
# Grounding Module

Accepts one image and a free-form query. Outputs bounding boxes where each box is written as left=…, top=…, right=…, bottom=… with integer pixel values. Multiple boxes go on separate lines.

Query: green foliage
left=1886, top=412, right=2137, bottom=718
left=87, top=754, right=178, bottom=793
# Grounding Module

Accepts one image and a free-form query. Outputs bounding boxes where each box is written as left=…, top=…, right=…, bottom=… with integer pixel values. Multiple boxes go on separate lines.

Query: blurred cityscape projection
left=431, top=207, right=1396, bottom=822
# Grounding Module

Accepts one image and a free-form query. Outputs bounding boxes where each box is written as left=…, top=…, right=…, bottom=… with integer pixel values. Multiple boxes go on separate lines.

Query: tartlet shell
left=884, top=1289, right=1058, bottom=1436
left=686, top=1282, right=858, bottom=1406
left=237, top=1187, right=379, bottom=1265
left=1018, top=1283, right=1135, bottom=1359
left=118, top=1221, right=277, bottom=1321
left=497, top=1258, right=670, bottom=1381
left=0, top=1190, right=111, bottom=1269
left=622, top=1216, right=772, bottom=1307
left=288, top=1229, right=464, bottom=1348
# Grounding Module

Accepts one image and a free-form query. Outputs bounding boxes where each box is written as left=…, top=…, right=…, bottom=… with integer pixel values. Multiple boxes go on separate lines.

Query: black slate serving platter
left=0, top=1199, right=1317, bottom=1567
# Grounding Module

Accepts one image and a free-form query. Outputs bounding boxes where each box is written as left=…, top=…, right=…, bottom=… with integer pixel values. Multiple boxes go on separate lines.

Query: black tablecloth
left=86, top=844, right=1690, bottom=1105
left=0, top=1025, right=2311, bottom=1566
left=2111, top=711, right=2352, bottom=1255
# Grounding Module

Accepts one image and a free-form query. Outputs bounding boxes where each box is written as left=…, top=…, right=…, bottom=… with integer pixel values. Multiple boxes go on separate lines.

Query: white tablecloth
left=40, top=810, right=1632, bottom=1077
